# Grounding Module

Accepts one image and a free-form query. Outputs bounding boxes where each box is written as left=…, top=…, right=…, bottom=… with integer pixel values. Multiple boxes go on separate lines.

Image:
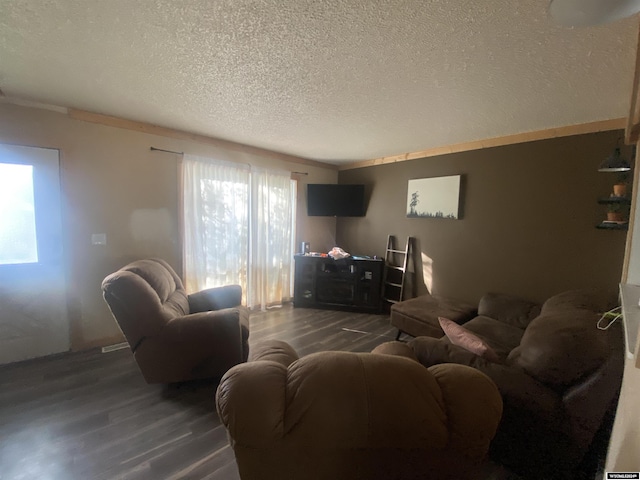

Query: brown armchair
left=102, top=258, right=250, bottom=384
left=216, top=339, right=503, bottom=480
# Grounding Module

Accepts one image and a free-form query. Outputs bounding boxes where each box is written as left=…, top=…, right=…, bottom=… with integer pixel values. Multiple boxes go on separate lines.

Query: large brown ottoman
left=390, top=294, right=477, bottom=339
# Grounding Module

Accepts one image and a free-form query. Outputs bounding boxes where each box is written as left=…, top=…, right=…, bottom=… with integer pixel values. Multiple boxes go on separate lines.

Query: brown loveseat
left=102, top=258, right=250, bottom=384
left=216, top=339, right=503, bottom=480
left=385, top=290, right=624, bottom=479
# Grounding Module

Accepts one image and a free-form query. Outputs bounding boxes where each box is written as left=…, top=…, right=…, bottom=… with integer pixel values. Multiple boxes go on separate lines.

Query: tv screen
left=307, top=184, right=365, bottom=217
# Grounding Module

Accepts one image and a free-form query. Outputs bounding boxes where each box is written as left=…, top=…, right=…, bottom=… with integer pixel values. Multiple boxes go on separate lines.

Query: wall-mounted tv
left=307, top=184, right=366, bottom=217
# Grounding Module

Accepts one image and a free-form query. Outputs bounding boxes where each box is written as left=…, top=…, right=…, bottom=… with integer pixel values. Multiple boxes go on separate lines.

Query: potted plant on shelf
left=607, top=202, right=625, bottom=223
left=613, top=172, right=629, bottom=197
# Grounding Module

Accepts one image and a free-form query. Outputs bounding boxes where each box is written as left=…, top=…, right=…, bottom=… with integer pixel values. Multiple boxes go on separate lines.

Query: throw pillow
left=438, top=317, right=501, bottom=363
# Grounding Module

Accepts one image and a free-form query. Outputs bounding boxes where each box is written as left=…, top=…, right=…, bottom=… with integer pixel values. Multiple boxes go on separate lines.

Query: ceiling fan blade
left=549, top=0, right=640, bottom=26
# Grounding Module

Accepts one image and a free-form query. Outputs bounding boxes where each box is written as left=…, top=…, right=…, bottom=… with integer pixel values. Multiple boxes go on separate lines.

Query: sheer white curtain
left=248, top=168, right=296, bottom=309
left=182, top=154, right=296, bottom=309
left=182, top=155, right=250, bottom=296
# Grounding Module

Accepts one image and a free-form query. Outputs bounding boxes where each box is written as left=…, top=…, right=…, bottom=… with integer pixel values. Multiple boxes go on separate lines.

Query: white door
left=0, top=144, right=69, bottom=364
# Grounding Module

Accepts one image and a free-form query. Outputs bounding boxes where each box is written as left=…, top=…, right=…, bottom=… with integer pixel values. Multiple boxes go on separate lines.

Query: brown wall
left=0, top=102, right=338, bottom=354
left=337, top=130, right=630, bottom=304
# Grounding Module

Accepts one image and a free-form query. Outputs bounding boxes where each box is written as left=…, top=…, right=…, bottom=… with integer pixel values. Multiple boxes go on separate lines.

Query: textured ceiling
left=0, top=1, right=637, bottom=165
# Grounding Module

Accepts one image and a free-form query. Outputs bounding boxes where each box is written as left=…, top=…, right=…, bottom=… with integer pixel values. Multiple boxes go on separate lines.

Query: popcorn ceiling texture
left=0, top=0, right=636, bottom=163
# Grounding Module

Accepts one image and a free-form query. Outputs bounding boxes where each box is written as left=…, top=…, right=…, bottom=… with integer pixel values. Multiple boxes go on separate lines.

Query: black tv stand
left=293, top=255, right=384, bottom=313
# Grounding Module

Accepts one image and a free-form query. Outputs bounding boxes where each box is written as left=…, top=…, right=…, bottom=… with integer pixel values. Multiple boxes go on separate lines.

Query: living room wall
left=0, top=102, right=338, bottom=357
left=337, top=130, right=630, bottom=304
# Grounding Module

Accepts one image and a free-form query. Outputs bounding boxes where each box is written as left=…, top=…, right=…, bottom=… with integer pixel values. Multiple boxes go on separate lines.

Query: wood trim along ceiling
left=339, top=118, right=627, bottom=171
left=67, top=108, right=338, bottom=171
left=66, top=107, right=626, bottom=172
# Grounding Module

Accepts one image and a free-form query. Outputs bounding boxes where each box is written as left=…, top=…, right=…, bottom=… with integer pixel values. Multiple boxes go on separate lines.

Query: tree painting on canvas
left=406, top=175, right=461, bottom=219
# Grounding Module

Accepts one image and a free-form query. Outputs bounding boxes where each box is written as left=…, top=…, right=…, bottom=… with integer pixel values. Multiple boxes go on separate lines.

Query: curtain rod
left=150, top=146, right=183, bottom=155
left=150, top=146, right=308, bottom=175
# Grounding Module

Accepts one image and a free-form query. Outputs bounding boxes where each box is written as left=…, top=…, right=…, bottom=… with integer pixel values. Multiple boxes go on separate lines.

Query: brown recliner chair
left=216, top=340, right=503, bottom=480
left=102, top=258, right=250, bottom=384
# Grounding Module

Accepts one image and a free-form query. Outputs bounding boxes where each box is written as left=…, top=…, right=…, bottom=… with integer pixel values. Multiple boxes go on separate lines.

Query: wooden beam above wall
left=67, top=108, right=339, bottom=171
left=65, top=108, right=626, bottom=172
left=340, top=118, right=627, bottom=171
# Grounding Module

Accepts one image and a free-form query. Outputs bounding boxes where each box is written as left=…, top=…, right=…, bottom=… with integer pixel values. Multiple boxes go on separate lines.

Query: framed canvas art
left=406, top=175, right=461, bottom=219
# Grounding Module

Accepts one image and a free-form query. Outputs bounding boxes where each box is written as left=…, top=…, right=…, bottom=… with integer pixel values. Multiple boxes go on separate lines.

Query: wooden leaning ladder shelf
left=382, top=235, right=413, bottom=305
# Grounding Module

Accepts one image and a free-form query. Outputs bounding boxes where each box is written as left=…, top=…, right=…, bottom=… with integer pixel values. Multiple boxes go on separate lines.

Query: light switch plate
left=91, top=233, right=107, bottom=245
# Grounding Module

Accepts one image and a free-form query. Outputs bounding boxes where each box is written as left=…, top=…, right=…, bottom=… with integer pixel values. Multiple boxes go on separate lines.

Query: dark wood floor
left=0, top=305, right=525, bottom=480
left=0, top=306, right=404, bottom=480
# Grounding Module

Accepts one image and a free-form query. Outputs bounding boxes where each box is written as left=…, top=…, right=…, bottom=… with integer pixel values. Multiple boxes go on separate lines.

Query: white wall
left=605, top=150, right=640, bottom=472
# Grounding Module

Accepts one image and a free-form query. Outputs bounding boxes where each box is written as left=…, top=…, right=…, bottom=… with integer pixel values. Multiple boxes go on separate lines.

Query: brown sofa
left=102, top=258, right=250, bottom=384
left=385, top=290, right=624, bottom=479
left=216, top=339, right=503, bottom=480
left=391, top=293, right=478, bottom=339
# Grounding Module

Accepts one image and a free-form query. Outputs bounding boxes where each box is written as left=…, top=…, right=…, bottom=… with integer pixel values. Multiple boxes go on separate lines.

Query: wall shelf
left=596, top=222, right=629, bottom=230
left=598, top=197, right=631, bottom=205
left=597, top=196, right=630, bottom=229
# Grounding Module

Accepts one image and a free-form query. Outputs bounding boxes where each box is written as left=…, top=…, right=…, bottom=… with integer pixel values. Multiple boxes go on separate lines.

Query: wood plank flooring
left=0, top=306, right=405, bottom=480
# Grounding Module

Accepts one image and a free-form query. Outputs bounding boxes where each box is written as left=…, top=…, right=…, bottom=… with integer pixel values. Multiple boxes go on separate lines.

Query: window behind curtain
left=182, top=154, right=296, bottom=309
left=249, top=169, right=296, bottom=309
left=183, top=156, right=250, bottom=294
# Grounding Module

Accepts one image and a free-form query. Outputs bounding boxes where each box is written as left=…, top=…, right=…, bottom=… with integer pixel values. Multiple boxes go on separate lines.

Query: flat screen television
left=307, top=184, right=366, bottom=217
